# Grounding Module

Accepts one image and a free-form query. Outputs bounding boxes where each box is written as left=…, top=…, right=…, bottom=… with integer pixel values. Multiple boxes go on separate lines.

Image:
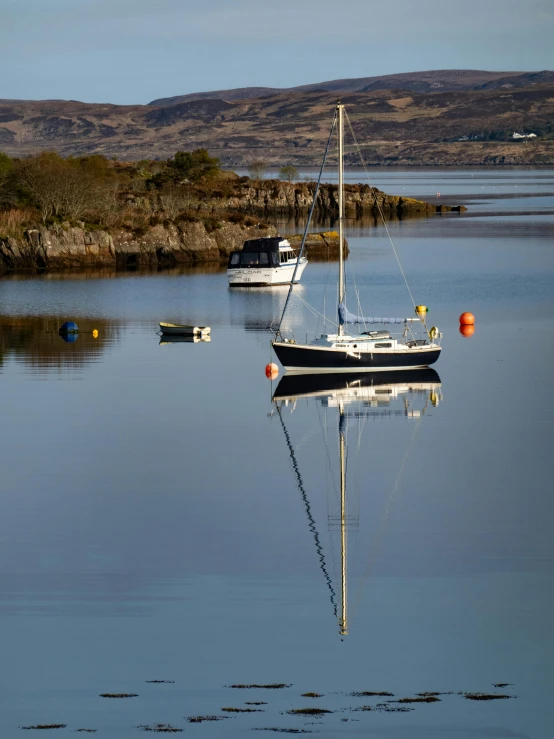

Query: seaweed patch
left=375, top=705, right=414, bottom=713
left=228, top=684, right=291, bottom=689
left=350, top=691, right=394, bottom=697
left=286, top=708, right=332, bottom=716
left=99, top=693, right=138, bottom=698
left=222, top=707, right=264, bottom=713
left=300, top=693, right=323, bottom=698
left=394, top=696, right=441, bottom=704
left=252, top=730, right=312, bottom=734
left=187, top=716, right=229, bottom=723
left=138, top=724, right=183, bottom=733
left=463, top=693, right=512, bottom=701
left=21, top=726, right=67, bottom=731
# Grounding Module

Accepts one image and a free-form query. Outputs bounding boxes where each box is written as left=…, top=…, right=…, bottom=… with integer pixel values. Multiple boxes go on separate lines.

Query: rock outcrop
left=0, top=221, right=277, bottom=272
left=289, top=231, right=348, bottom=260
left=0, top=222, right=350, bottom=273
left=206, top=180, right=466, bottom=218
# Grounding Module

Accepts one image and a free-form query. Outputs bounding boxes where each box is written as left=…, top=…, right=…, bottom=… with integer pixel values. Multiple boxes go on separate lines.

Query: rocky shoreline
left=0, top=222, right=353, bottom=273
left=0, top=182, right=464, bottom=274
left=195, top=180, right=466, bottom=219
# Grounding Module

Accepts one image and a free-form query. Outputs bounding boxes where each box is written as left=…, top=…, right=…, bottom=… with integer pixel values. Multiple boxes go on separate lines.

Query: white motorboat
left=227, top=236, right=308, bottom=287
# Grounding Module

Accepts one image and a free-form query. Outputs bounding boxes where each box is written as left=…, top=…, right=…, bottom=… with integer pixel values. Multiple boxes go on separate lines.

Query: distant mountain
left=150, top=87, right=283, bottom=106
left=149, top=69, right=537, bottom=106
left=1, top=71, right=553, bottom=166
left=473, top=70, right=554, bottom=90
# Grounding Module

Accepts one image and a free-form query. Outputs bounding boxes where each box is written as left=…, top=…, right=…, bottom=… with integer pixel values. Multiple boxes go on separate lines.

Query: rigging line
left=294, top=293, right=339, bottom=329
left=275, top=110, right=338, bottom=337
left=293, top=424, right=323, bottom=455
left=344, top=111, right=418, bottom=310
left=275, top=402, right=338, bottom=618
left=318, top=259, right=336, bottom=333
left=322, top=406, right=341, bottom=589
left=316, top=402, right=340, bottom=505
left=350, top=410, right=424, bottom=620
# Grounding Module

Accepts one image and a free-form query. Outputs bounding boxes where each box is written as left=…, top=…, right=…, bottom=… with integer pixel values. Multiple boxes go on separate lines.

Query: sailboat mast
left=339, top=403, right=348, bottom=636
left=338, top=101, right=345, bottom=337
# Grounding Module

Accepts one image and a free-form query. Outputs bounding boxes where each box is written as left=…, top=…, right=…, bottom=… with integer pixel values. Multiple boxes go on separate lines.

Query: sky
left=2, top=0, right=554, bottom=105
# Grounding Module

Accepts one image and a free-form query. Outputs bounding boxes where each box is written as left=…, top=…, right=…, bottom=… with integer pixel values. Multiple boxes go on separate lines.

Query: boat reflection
left=273, top=369, right=442, bottom=636
left=158, top=334, right=211, bottom=345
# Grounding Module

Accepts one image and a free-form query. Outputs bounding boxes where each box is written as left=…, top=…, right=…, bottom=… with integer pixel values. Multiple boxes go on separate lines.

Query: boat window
left=230, top=253, right=240, bottom=266
left=241, top=252, right=261, bottom=265
left=259, top=252, right=269, bottom=265
left=280, top=252, right=287, bottom=263
left=375, top=342, right=392, bottom=348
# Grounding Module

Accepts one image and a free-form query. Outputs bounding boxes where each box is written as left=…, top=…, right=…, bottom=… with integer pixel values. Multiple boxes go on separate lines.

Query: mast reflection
left=273, top=369, right=442, bottom=636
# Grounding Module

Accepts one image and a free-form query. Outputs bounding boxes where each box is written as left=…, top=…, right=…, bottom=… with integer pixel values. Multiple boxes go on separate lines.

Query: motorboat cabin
left=227, top=236, right=308, bottom=287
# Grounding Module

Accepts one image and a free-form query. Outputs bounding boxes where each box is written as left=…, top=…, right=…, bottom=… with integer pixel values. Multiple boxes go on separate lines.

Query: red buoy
left=459, top=324, right=475, bottom=338
left=265, top=362, right=279, bottom=379
left=459, top=312, right=475, bottom=325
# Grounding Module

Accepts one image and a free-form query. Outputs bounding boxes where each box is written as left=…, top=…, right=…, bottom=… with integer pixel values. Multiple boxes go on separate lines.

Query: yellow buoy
left=92, top=329, right=99, bottom=338
left=415, top=305, right=428, bottom=316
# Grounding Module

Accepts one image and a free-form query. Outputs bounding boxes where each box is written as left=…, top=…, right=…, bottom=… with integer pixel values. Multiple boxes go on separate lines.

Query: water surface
left=1, top=168, right=553, bottom=738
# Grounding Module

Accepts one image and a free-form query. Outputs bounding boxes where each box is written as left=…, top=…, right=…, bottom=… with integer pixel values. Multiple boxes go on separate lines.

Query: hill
left=1, top=70, right=553, bottom=166
left=148, top=70, right=553, bottom=105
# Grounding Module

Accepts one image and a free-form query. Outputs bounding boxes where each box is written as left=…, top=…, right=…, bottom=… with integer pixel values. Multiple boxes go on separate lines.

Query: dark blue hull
left=273, top=368, right=441, bottom=400
left=272, top=341, right=441, bottom=372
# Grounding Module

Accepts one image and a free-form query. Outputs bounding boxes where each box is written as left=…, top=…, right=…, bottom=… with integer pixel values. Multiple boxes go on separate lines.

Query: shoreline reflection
left=0, top=316, right=120, bottom=374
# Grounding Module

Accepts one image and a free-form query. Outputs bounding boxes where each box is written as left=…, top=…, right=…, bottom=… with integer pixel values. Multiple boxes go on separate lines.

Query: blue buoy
left=59, top=321, right=79, bottom=335
left=59, top=332, right=79, bottom=343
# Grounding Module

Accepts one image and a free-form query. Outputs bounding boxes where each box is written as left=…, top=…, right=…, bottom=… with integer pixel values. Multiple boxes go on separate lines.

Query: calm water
left=1, top=169, right=553, bottom=738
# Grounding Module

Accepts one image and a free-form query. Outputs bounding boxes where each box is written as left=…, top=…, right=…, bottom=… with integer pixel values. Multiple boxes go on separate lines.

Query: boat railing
left=273, top=327, right=442, bottom=347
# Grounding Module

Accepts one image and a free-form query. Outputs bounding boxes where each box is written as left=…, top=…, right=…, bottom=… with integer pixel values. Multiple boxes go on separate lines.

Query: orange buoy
left=459, top=323, right=475, bottom=338
left=459, top=312, right=475, bottom=325
left=265, top=362, right=279, bottom=379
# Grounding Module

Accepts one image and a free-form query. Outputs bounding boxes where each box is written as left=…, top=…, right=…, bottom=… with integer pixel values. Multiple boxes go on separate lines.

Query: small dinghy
left=159, top=322, right=211, bottom=337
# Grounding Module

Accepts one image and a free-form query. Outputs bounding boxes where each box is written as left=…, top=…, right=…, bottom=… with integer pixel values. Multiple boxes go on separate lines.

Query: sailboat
left=273, top=369, right=442, bottom=635
left=272, top=102, right=442, bottom=373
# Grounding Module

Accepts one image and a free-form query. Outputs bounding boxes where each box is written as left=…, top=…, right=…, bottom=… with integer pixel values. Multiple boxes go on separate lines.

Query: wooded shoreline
left=0, top=152, right=465, bottom=273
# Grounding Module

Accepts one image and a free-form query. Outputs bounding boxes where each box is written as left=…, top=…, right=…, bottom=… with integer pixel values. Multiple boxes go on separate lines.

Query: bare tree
left=278, top=165, right=299, bottom=183
left=247, top=159, right=268, bottom=182
left=14, top=153, right=117, bottom=223
left=159, top=184, right=185, bottom=220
